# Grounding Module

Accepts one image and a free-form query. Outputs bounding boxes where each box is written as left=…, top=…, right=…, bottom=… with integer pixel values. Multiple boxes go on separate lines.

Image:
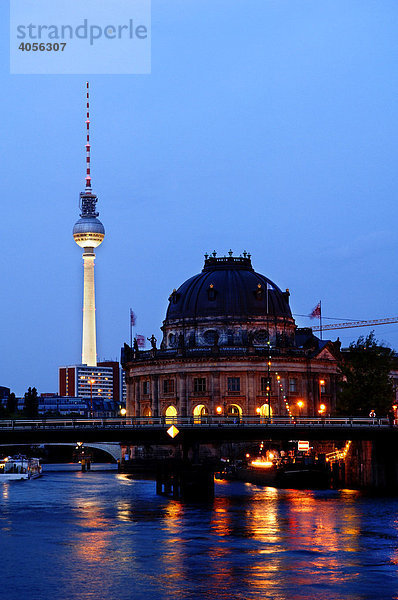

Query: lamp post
left=89, top=378, right=95, bottom=418
left=266, top=341, right=271, bottom=418
left=297, top=400, right=304, bottom=419
left=319, top=379, right=325, bottom=415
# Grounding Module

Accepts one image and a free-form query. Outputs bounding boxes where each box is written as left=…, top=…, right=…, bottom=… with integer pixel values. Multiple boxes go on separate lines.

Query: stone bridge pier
left=342, top=439, right=398, bottom=491
left=121, top=441, right=222, bottom=500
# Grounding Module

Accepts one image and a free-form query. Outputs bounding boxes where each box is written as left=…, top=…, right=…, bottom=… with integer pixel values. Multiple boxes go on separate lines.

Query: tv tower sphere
left=73, top=82, right=105, bottom=367
left=73, top=212, right=105, bottom=248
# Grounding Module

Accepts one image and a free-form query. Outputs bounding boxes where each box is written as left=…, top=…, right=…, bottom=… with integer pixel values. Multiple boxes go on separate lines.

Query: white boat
left=0, top=456, right=43, bottom=481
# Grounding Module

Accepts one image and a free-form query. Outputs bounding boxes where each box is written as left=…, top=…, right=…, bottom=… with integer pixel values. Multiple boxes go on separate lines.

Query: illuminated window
left=165, top=405, right=177, bottom=424
left=227, top=377, right=240, bottom=392
left=193, top=378, right=206, bottom=393
left=227, top=404, right=242, bottom=416
left=163, top=379, right=175, bottom=394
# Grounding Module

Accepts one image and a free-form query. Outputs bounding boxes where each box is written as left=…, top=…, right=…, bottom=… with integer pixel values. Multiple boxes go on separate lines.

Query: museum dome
left=165, top=252, right=292, bottom=322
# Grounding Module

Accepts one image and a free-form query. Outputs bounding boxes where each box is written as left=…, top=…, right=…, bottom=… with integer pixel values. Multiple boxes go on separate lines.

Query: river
left=1, top=464, right=397, bottom=600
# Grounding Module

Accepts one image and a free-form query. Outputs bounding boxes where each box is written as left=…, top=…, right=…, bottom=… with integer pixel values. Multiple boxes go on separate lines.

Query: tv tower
left=73, top=82, right=105, bottom=366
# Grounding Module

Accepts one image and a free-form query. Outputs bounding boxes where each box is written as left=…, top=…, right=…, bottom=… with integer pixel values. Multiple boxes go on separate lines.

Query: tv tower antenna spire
left=85, top=81, right=92, bottom=191
left=73, top=82, right=105, bottom=367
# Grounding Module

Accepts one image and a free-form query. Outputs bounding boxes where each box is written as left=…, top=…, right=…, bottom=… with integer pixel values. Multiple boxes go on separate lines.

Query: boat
left=215, top=457, right=278, bottom=485
left=215, top=453, right=330, bottom=489
left=0, top=456, right=43, bottom=481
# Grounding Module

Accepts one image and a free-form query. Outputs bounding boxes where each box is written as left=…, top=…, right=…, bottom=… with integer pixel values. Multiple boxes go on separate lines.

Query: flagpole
left=319, top=300, right=322, bottom=340
left=130, top=309, right=132, bottom=348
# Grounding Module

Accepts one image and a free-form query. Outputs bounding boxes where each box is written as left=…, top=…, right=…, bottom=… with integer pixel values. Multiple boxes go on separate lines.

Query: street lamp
left=297, top=400, right=304, bottom=418
left=89, top=378, right=95, bottom=418
left=319, top=379, right=325, bottom=414
left=120, top=407, right=127, bottom=417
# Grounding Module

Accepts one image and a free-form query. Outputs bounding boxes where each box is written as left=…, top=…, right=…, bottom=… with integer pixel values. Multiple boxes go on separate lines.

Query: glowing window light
left=251, top=460, right=273, bottom=468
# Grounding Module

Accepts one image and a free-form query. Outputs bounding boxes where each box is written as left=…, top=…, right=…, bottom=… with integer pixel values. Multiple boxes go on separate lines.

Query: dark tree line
left=24, top=387, right=39, bottom=418
left=0, top=387, right=39, bottom=418
left=337, top=332, right=395, bottom=416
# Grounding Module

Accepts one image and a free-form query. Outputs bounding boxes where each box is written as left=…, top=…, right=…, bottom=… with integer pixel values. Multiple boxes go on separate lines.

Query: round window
left=204, top=330, right=218, bottom=345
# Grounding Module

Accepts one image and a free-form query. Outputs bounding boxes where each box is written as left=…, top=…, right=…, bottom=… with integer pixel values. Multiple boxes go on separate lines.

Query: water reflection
left=1, top=472, right=398, bottom=600
left=73, top=500, right=113, bottom=562
left=2, top=483, right=9, bottom=501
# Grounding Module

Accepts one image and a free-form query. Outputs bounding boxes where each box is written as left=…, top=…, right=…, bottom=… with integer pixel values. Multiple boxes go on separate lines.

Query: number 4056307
left=18, top=42, right=66, bottom=51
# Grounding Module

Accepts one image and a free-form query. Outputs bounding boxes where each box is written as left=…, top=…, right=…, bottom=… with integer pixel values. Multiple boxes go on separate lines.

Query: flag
left=310, top=302, right=321, bottom=319
left=130, top=309, right=136, bottom=326
left=136, top=335, right=145, bottom=348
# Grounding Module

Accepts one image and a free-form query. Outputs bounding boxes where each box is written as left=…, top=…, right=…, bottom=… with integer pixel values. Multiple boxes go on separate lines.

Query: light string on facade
left=264, top=341, right=294, bottom=419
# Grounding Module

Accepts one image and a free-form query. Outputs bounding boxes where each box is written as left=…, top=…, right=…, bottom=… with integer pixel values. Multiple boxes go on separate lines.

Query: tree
left=24, top=387, right=39, bottom=418
left=6, top=392, right=17, bottom=415
left=337, top=332, right=395, bottom=416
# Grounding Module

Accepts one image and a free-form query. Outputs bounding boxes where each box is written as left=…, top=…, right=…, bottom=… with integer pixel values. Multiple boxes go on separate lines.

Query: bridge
left=1, top=416, right=397, bottom=495
left=0, top=416, right=396, bottom=445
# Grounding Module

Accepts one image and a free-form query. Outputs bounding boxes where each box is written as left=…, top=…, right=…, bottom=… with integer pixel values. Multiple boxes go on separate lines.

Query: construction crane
left=312, top=317, right=398, bottom=332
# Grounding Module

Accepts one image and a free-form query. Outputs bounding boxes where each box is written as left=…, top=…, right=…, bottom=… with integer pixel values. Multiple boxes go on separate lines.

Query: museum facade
left=122, top=253, right=340, bottom=419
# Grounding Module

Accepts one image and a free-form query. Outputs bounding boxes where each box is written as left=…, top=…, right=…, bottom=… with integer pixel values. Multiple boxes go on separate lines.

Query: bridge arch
left=0, top=442, right=122, bottom=462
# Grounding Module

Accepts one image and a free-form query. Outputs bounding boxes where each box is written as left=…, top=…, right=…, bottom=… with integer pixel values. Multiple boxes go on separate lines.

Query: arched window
left=226, top=404, right=242, bottom=420
left=193, top=404, right=209, bottom=423
left=258, top=404, right=272, bottom=417
left=165, top=405, right=177, bottom=424
left=207, top=284, right=217, bottom=301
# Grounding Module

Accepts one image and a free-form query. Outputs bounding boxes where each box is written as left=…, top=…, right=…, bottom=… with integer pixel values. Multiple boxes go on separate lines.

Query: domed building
left=122, top=253, right=340, bottom=419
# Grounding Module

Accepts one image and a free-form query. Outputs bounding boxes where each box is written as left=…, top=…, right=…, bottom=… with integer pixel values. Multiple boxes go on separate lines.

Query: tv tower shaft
left=82, top=248, right=97, bottom=366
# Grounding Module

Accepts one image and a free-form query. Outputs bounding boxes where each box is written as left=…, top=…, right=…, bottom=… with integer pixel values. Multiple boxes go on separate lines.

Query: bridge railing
left=0, top=416, right=392, bottom=430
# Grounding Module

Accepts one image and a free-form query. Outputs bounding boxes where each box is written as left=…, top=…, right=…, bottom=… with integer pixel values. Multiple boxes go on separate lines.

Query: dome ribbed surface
left=73, top=216, right=105, bottom=236
left=165, top=256, right=292, bottom=321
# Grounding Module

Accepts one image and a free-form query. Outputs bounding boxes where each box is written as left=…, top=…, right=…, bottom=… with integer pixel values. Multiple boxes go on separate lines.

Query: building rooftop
left=165, top=252, right=292, bottom=322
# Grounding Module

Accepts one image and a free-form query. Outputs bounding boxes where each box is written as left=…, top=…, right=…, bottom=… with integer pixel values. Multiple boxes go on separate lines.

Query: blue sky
left=1, top=0, right=398, bottom=395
